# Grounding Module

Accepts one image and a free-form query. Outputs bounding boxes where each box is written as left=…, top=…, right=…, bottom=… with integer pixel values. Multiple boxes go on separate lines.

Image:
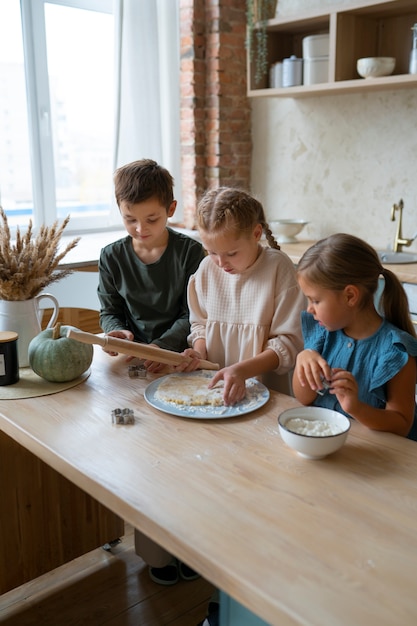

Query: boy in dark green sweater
left=98, top=158, right=205, bottom=372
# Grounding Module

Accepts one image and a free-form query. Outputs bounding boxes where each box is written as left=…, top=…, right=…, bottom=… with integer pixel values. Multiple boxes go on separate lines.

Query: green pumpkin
left=29, top=323, right=93, bottom=382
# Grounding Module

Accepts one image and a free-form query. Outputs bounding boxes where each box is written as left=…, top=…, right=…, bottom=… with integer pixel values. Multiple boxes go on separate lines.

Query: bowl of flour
left=278, top=406, right=351, bottom=459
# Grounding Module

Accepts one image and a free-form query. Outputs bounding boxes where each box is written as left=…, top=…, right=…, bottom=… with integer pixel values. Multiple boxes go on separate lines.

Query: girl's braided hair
left=197, top=187, right=280, bottom=249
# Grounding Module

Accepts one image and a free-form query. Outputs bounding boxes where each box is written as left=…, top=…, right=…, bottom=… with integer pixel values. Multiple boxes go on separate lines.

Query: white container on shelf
left=269, top=62, right=283, bottom=88
left=302, top=34, right=330, bottom=59
left=282, top=56, right=303, bottom=87
left=410, top=24, right=417, bottom=74
left=303, top=57, right=329, bottom=85
left=410, top=49, right=417, bottom=74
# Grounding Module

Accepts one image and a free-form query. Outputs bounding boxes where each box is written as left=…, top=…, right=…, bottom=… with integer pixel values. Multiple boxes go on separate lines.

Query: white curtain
left=113, top=0, right=182, bottom=210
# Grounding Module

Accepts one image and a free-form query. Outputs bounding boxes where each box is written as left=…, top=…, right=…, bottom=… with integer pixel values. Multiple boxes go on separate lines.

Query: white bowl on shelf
left=278, top=406, right=351, bottom=460
left=269, top=219, right=308, bottom=243
left=356, top=57, right=395, bottom=78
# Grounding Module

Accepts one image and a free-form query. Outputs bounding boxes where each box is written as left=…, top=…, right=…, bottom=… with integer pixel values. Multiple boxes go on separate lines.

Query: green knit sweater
left=98, top=228, right=205, bottom=352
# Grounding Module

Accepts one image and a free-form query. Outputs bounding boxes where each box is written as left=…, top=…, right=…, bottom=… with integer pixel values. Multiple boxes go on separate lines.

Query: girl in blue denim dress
left=293, top=233, right=417, bottom=440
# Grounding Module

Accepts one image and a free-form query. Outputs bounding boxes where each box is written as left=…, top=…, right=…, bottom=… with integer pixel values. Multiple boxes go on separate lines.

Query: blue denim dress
left=301, top=311, right=417, bottom=440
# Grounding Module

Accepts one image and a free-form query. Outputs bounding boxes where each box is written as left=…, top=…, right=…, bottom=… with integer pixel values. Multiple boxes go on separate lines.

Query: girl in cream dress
left=181, top=186, right=306, bottom=405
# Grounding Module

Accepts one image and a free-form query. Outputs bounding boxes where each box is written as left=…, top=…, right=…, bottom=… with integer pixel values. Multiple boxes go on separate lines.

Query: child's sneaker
left=149, top=558, right=200, bottom=585
left=197, top=599, right=220, bottom=626
left=178, top=560, right=200, bottom=581
left=149, top=558, right=179, bottom=585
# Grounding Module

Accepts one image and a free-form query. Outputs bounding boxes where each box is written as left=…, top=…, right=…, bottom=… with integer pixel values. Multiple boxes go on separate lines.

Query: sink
left=377, top=251, right=417, bottom=264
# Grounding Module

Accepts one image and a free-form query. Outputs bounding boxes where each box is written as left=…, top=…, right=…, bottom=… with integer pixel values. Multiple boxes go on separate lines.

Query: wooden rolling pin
left=66, top=328, right=219, bottom=371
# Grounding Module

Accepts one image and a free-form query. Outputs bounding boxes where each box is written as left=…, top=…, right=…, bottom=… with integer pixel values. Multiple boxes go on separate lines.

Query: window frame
left=20, top=0, right=116, bottom=232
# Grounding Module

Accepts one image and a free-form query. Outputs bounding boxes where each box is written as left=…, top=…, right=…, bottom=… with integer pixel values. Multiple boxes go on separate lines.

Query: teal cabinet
left=220, top=591, right=270, bottom=626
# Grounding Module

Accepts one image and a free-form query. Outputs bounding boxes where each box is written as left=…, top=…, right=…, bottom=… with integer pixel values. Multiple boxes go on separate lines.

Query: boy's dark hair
left=114, top=159, right=174, bottom=208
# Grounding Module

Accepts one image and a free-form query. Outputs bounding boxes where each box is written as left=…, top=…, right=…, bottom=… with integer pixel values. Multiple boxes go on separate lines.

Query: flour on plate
left=154, top=371, right=226, bottom=406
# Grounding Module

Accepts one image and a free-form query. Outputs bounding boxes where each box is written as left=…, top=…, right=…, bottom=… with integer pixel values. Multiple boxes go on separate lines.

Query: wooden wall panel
left=0, top=431, right=124, bottom=594
left=42, top=308, right=101, bottom=334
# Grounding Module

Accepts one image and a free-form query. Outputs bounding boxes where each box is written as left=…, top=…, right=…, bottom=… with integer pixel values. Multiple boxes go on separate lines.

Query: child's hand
left=329, top=368, right=360, bottom=414
left=143, top=360, right=165, bottom=373
left=210, top=366, right=246, bottom=406
left=295, top=349, right=332, bottom=393
left=103, top=329, right=134, bottom=357
left=175, top=348, right=205, bottom=372
left=143, top=344, right=167, bottom=373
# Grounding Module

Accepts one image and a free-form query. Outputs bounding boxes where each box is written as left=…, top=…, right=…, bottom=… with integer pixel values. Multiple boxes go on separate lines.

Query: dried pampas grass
left=0, top=206, right=80, bottom=301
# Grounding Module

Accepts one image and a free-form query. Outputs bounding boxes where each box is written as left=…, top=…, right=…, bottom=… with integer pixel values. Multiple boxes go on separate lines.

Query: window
left=0, top=0, right=116, bottom=231
left=0, top=1, right=33, bottom=227
left=0, top=0, right=181, bottom=233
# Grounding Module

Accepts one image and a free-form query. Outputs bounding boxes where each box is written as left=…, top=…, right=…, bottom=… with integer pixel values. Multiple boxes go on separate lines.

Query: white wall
left=38, top=272, right=100, bottom=312
left=251, top=0, right=417, bottom=252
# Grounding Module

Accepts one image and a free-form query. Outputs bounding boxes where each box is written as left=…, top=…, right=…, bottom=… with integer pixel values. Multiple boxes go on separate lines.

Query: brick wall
left=179, top=0, right=251, bottom=228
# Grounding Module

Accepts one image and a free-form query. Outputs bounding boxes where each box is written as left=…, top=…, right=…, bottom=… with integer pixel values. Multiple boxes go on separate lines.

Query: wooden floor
left=0, top=525, right=215, bottom=625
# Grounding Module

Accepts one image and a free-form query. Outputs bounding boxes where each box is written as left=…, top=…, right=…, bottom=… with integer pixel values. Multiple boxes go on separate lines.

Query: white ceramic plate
left=144, top=371, right=270, bottom=419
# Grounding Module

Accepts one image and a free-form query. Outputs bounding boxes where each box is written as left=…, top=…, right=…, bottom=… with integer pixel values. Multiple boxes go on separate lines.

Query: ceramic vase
left=0, top=293, right=59, bottom=367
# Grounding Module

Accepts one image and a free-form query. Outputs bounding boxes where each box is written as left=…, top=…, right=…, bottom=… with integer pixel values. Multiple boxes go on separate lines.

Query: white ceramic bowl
left=269, top=219, right=308, bottom=243
left=356, top=57, right=395, bottom=79
left=278, top=406, right=351, bottom=459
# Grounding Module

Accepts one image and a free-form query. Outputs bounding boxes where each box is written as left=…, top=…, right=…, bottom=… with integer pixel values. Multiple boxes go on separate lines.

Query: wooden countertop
left=59, top=232, right=417, bottom=284
left=0, top=348, right=417, bottom=625
left=281, top=240, right=417, bottom=284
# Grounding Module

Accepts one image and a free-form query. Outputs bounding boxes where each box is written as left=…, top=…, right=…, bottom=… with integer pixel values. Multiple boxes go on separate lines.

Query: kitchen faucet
left=391, top=199, right=415, bottom=252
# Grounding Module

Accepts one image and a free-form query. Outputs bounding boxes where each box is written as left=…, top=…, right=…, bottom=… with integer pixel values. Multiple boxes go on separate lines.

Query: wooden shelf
left=247, top=0, right=417, bottom=97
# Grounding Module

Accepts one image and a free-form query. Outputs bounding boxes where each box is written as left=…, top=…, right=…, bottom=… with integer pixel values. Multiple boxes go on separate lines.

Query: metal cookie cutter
left=111, top=407, right=135, bottom=425
left=316, top=378, right=331, bottom=397
left=128, top=363, right=147, bottom=379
